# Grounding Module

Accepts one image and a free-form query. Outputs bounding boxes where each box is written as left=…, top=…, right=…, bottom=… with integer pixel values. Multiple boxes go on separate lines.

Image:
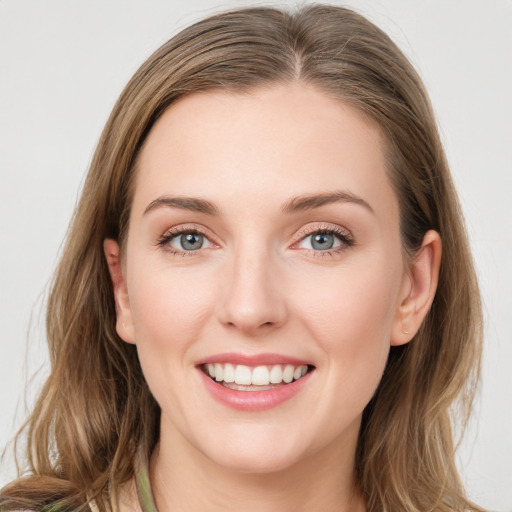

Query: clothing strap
left=134, top=448, right=159, bottom=512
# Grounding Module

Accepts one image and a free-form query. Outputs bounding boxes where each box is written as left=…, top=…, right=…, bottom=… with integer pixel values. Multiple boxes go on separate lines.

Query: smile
left=196, top=354, right=315, bottom=411
left=203, top=363, right=310, bottom=390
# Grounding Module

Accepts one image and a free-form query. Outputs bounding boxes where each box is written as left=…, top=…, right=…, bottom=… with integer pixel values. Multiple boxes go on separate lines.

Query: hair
left=1, top=4, right=483, bottom=512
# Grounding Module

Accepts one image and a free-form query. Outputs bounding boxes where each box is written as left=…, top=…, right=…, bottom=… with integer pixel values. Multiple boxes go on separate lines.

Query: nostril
left=225, top=320, right=275, bottom=332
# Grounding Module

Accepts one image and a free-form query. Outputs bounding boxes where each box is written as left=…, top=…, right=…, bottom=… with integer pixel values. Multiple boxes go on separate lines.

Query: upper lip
left=195, top=352, right=313, bottom=367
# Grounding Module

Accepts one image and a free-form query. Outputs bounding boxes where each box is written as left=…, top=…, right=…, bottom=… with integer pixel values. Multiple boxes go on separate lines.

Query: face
left=110, top=83, right=415, bottom=474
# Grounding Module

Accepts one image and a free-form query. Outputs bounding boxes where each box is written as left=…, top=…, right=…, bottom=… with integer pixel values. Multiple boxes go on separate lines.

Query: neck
left=148, top=419, right=365, bottom=512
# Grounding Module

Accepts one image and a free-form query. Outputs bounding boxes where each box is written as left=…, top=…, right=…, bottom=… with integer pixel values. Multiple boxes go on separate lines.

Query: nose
left=217, top=246, right=288, bottom=336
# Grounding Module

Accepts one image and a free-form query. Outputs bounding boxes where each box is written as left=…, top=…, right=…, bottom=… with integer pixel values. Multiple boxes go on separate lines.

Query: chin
left=197, top=424, right=310, bottom=475
left=209, top=447, right=304, bottom=475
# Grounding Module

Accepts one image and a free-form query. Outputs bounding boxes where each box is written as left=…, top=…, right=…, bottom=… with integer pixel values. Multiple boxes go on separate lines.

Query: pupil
left=181, top=233, right=203, bottom=250
left=312, top=233, right=334, bottom=250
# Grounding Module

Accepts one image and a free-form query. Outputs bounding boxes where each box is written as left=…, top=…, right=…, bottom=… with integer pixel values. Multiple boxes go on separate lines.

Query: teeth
left=269, top=365, right=283, bottom=384
left=214, top=363, right=223, bottom=382
left=283, top=365, right=294, bottom=383
left=251, top=366, right=270, bottom=385
left=223, top=363, right=235, bottom=383
left=234, top=365, right=252, bottom=385
left=205, top=363, right=309, bottom=386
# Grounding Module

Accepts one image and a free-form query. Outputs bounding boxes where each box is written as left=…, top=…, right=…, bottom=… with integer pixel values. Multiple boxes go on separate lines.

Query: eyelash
left=156, top=224, right=354, bottom=258
left=156, top=225, right=212, bottom=257
left=293, top=224, right=354, bottom=258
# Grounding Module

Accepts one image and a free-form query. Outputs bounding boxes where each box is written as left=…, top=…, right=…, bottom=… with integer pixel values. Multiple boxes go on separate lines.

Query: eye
left=293, top=226, right=353, bottom=254
left=157, top=227, right=215, bottom=254
left=170, top=232, right=212, bottom=251
left=302, top=232, right=339, bottom=251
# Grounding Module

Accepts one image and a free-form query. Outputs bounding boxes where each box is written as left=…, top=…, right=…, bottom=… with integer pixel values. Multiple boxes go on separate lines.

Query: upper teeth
left=205, top=363, right=308, bottom=386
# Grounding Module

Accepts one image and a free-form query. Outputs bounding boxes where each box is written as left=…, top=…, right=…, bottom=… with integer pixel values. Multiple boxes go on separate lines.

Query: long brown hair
left=1, top=5, right=483, bottom=511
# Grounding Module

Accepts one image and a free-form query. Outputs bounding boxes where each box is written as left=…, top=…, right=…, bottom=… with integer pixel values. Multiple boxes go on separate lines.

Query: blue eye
left=167, top=231, right=213, bottom=251
left=310, top=232, right=335, bottom=250
left=297, top=230, right=350, bottom=252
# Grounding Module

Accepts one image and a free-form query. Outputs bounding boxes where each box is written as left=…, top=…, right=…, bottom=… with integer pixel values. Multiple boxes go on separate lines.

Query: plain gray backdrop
left=1, top=1, right=511, bottom=510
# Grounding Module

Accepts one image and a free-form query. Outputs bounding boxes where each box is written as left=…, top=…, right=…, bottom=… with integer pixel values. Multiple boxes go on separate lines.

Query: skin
left=105, top=83, right=441, bottom=512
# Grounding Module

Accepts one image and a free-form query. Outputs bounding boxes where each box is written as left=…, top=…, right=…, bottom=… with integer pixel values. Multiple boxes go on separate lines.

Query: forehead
left=132, top=83, right=398, bottom=222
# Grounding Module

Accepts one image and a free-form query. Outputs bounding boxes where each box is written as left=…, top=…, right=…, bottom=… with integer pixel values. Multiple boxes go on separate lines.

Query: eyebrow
left=281, top=191, right=374, bottom=215
left=143, top=190, right=373, bottom=217
left=143, top=196, right=220, bottom=216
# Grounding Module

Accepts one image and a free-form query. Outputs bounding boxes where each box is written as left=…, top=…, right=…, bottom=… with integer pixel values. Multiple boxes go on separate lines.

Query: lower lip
left=198, top=369, right=313, bottom=412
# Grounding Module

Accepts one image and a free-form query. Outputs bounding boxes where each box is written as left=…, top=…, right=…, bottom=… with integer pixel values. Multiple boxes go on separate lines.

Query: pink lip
left=196, top=354, right=314, bottom=412
left=195, top=352, right=311, bottom=367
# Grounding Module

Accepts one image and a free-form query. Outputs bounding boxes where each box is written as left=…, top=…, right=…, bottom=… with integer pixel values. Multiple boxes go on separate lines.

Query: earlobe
left=391, top=230, right=442, bottom=346
left=103, top=239, right=136, bottom=344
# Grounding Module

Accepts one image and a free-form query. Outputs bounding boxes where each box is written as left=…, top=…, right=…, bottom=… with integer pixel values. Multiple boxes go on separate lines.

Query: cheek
left=127, top=262, right=216, bottom=358
left=300, top=261, right=399, bottom=343
left=293, top=256, right=402, bottom=402
left=125, top=262, right=220, bottom=422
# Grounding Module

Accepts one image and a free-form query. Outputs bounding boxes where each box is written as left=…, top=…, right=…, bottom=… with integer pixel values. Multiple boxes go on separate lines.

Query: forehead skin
left=131, top=83, right=400, bottom=243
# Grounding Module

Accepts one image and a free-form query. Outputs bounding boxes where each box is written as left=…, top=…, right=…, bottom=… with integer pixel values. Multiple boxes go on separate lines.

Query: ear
left=391, top=230, right=442, bottom=346
left=103, top=239, right=135, bottom=344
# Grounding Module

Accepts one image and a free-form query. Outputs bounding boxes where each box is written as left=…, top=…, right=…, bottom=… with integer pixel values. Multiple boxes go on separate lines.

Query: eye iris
left=311, top=232, right=334, bottom=250
left=181, top=233, right=203, bottom=250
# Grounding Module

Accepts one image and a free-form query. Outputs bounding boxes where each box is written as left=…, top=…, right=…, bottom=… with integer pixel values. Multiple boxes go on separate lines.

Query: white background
left=1, top=1, right=511, bottom=510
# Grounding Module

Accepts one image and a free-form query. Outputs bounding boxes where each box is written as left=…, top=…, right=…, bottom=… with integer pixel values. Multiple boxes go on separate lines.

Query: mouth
left=196, top=355, right=315, bottom=411
left=201, top=362, right=314, bottom=391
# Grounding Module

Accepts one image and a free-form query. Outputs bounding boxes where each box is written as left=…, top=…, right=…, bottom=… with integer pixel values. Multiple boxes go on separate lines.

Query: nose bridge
left=219, top=238, right=286, bottom=334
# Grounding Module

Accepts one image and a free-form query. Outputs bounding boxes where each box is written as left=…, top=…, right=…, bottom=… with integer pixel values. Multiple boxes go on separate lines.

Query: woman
left=0, top=4, right=484, bottom=512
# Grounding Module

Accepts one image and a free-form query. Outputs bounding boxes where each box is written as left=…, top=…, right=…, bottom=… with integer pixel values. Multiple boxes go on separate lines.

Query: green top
left=134, top=449, right=158, bottom=512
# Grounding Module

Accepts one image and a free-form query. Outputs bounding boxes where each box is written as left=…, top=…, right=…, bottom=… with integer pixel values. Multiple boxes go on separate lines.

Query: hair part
left=1, top=5, right=483, bottom=511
